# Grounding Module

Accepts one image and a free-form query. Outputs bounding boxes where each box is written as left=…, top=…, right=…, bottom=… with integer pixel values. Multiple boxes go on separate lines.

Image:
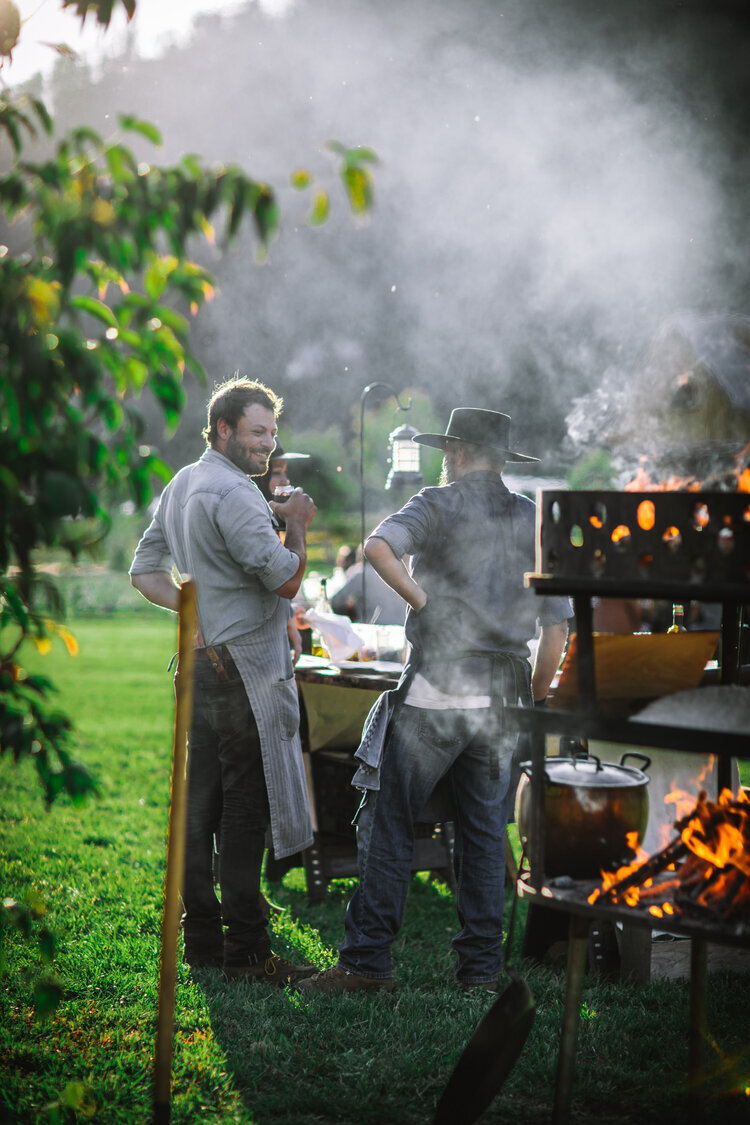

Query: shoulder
left=188, top=453, right=263, bottom=503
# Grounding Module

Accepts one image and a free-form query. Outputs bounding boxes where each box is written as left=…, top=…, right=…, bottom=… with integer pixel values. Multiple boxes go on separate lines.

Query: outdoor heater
left=506, top=489, right=749, bottom=1124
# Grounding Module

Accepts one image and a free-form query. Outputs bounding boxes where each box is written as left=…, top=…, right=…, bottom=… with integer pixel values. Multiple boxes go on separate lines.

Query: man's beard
left=439, top=456, right=456, bottom=486
left=225, top=433, right=269, bottom=477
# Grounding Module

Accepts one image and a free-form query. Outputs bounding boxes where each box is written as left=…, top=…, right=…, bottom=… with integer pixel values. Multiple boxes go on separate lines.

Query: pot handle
left=519, top=760, right=551, bottom=784
left=568, top=750, right=603, bottom=771
left=619, top=751, right=651, bottom=773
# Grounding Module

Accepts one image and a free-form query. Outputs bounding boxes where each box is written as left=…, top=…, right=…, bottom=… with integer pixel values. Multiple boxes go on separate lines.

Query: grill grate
left=536, top=490, right=750, bottom=594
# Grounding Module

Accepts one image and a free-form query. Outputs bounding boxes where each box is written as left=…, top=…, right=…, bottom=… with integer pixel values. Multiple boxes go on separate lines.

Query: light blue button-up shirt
left=129, top=447, right=299, bottom=645
left=129, top=446, right=314, bottom=858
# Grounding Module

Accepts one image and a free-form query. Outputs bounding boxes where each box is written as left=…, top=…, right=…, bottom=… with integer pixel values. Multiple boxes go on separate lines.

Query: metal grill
left=536, top=489, right=750, bottom=597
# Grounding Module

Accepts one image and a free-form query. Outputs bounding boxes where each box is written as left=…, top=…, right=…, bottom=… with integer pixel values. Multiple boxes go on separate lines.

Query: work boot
left=294, top=963, right=394, bottom=995
left=184, top=939, right=223, bottom=970
left=223, top=951, right=315, bottom=985
left=457, top=978, right=499, bottom=993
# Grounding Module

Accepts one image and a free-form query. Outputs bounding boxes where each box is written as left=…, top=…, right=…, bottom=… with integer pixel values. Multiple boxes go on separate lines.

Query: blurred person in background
left=327, top=543, right=357, bottom=597
left=297, top=407, right=571, bottom=996
left=255, top=439, right=310, bottom=504
left=330, top=544, right=408, bottom=625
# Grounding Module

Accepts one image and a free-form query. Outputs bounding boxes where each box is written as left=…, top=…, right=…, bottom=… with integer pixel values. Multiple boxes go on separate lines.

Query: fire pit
left=506, top=489, right=749, bottom=1124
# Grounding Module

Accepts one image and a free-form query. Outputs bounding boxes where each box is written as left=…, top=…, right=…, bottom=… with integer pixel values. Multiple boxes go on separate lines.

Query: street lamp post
left=358, top=382, right=421, bottom=623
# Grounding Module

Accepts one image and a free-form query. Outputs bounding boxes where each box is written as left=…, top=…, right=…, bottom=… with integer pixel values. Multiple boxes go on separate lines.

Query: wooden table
left=278, top=656, right=456, bottom=900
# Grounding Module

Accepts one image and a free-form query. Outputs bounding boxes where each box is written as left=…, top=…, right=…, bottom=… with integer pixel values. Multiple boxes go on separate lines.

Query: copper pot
left=515, top=750, right=651, bottom=879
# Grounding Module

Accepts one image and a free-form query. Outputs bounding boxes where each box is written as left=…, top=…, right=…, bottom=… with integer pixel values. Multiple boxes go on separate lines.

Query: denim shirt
left=129, top=448, right=299, bottom=646
left=129, top=448, right=313, bottom=858
left=369, top=471, right=571, bottom=692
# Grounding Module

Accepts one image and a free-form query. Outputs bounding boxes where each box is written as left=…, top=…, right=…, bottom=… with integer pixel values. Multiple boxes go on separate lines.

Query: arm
left=131, top=572, right=205, bottom=646
left=364, top=536, right=426, bottom=612
left=268, top=489, right=317, bottom=599
left=531, top=619, right=569, bottom=703
left=287, top=615, right=302, bottom=664
left=130, top=570, right=180, bottom=612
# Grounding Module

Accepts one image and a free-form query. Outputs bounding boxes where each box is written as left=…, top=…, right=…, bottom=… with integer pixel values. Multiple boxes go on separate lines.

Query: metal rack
left=506, top=490, right=749, bottom=1124
left=285, top=661, right=455, bottom=900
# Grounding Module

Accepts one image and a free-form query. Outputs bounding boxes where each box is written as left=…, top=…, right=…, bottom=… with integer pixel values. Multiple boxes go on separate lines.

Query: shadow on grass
left=184, top=870, right=750, bottom=1125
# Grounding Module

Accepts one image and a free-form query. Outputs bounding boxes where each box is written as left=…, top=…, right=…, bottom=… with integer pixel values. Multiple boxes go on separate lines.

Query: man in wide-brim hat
left=298, top=406, right=572, bottom=995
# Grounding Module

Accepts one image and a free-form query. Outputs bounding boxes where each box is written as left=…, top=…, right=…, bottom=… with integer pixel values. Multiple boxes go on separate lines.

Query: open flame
left=588, top=788, right=750, bottom=923
left=624, top=442, right=750, bottom=494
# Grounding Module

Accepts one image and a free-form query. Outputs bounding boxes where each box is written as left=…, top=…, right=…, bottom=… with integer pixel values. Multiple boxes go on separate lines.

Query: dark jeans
left=180, top=654, right=271, bottom=963
left=339, top=703, right=515, bottom=983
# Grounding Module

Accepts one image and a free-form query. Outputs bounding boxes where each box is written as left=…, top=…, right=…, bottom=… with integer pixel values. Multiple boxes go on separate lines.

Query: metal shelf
left=506, top=703, right=749, bottom=757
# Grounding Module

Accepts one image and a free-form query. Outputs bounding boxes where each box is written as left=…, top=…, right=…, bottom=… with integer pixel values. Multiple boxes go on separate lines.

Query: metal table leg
left=552, top=914, right=590, bottom=1125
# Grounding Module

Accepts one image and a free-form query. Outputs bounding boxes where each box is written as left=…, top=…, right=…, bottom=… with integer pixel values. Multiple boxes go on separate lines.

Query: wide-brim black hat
left=412, top=408, right=539, bottom=464
left=270, top=440, right=310, bottom=462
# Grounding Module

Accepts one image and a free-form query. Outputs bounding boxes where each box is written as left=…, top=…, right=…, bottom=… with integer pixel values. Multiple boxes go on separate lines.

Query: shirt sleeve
left=368, top=489, right=439, bottom=559
left=217, top=481, right=299, bottom=591
left=129, top=503, right=173, bottom=576
left=536, top=593, right=574, bottom=626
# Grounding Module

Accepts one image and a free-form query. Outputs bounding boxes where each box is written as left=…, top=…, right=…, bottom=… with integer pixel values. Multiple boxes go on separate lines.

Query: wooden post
left=153, top=582, right=197, bottom=1125
left=552, top=914, right=590, bottom=1125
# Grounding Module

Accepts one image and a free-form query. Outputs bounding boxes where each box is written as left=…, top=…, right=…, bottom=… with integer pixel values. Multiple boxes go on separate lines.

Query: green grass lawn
left=1, top=615, right=748, bottom=1124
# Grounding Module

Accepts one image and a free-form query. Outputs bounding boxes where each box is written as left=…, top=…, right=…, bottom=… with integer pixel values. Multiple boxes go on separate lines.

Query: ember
left=588, top=788, right=750, bottom=924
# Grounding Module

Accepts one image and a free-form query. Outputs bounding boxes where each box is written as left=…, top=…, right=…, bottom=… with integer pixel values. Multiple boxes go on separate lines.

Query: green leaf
left=124, top=356, right=149, bottom=391
left=33, top=977, right=63, bottom=1021
left=253, top=187, right=279, bottom=244
left=70, top=296, right=119, bottom=330
left=0, top=111, right=22, bottom=155
left=143, top=256, right=177, bottom=300
left=28, top=98, right=54, bottom=136
left=290, top=168, right=313, bottom=190
left=38, top=927, right=56, bottom=963
left=118, top=115, right=162, bottom=147
left=342, top=165, right=373, bottom=214
left=309, top=189, right=329, bottom=226
left=346, top=146, right=379, bottom=165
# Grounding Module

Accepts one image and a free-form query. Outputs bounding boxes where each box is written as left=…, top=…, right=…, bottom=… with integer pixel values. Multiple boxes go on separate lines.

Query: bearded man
left=130, top=376, right=316, bottom=984
left=297, top=407, right=571, bottom=994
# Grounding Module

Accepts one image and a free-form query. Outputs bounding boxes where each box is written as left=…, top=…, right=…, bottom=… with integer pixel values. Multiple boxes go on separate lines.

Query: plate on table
left=334, top=660, right=403, bottom=675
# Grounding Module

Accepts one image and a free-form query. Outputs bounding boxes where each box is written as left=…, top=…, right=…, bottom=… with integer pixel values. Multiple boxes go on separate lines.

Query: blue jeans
left=339, top=703, right=514, bottom=983
left=180, top=656, right=271, bottom=963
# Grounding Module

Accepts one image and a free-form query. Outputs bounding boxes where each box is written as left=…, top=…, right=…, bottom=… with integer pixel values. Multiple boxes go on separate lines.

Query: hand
left=293, top=603, right=309, bottom=629
left=287, top=617, right=302, bottom=664
left=414, top=598, right=444, bottom=652
left=270, top=488, right=317, bottom=527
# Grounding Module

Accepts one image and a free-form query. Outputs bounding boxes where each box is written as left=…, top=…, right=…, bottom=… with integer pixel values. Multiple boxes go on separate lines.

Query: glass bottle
left=311, top=579, right=332, bottom=658
left=667, top=603, right=686, bottom=633
left=315, top=578, right=332, bottom=616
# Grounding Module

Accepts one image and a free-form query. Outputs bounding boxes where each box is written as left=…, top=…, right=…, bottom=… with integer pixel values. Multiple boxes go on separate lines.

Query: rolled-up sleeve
left=369, top=490, right=437, bottom=559
left=537, top=594, right=574, bottom=626
left=129, top=506, right=173, bottom=576
left=217, top=482, right=299, bottom=591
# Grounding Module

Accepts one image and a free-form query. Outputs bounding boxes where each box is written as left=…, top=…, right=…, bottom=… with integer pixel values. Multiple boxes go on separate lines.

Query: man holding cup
left=130, top=376, right=317, bottom=983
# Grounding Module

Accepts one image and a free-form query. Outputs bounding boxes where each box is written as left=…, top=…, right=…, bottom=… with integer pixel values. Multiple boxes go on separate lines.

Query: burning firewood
left=588, top=788, right=750, bottom=924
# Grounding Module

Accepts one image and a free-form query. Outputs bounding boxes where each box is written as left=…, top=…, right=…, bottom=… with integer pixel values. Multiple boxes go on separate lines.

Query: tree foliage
left=0, top=0, right=377, bottom=806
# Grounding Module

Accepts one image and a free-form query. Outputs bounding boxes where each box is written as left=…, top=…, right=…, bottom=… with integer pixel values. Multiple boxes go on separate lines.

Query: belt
left=194, top=644, right=235, bottom=682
